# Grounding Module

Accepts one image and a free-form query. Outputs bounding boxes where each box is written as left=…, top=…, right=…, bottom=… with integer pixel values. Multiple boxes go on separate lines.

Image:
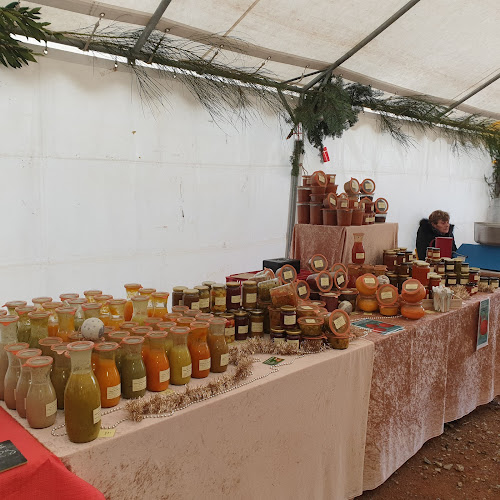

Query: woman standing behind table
left=416, top=210, right=457, bottom=259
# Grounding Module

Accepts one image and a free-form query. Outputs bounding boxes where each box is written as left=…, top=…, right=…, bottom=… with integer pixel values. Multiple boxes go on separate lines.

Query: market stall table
left=361, top=290, right=500, bottom=491
left=2, top=339, right=374, bottom=500
left=290, top=223, right=399, bottom=269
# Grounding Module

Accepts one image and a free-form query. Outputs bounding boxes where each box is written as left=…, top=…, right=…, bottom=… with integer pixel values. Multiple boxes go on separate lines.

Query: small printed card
left=476, top=297, right=490, bottom=350
left=263, top=357, right=285, bottom=366
left=0, top=440, right=27, bottom=474
left=351, top=319, right=404, bottom=335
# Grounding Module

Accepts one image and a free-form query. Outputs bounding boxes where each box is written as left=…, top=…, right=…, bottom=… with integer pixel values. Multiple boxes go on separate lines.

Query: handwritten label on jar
left=364, top=181, right=374, bottom=191
left=305, top=318, right=316, bottom=324
left=320, top=277, right=329, bottom=287
left=319, top=174, right=325, bottom=183
left=199, top=298, right=210, bottom=309
left=199, top=358, right=211, bottom=371
left=284, top=315, right=296, bottom=325
left=405, top=283, right=418, bottom=290
left=364, top=278, right=376, bottom=285
left=46, top=399, right=57, bottom=417
left=159, top=368, right=170, bottom=383
left=220, top=353, right=229, bottom=366
left=132, top=376, right=147, bottom=392
left=284, top=270, right=293, bottom=280
left=340, top=201, right=348, bottom=208
left=333, top=316, right=346, bottom=329
left=356, top=253, right=365, bottom=260
left=225, top=326, right=235, bottom=337
left=93, top=406, right=102, bottom=424
left=214, top=297, right=226, bottom=305
left=252, top=323, right=263, bottom=332
left=337, top=275, right=345, bottom=285
left=179, top=299, right=184, bottom=306
left=246, top=293, right=257, bottom=304
left=380, top=291, right=393, bottom=300
left=377, top=201, right=386, bottom=210
left=448, top=279, right=456, bottom=285
left=273, top=338, right=285, bottom=344
left=107, top=384, right=121, bottom=400
left=231, top=295, right=241, bottom=304
left=181, top=365, right=192, bottom=378
left=191, top=301, right=200, bottom=310
left=287, top=339, right=300, bottom=348
left=315, top=259, right=324, bottom=268
left=239, top=325, right=249, bottom=334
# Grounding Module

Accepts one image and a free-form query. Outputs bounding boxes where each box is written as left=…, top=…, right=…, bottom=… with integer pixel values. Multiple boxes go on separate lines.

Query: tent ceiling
left=24, top=0, right=500, bottom=118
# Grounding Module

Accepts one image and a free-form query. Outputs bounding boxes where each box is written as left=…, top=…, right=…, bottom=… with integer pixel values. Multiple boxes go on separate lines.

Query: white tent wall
left=0, top=47, right=492, bottom=304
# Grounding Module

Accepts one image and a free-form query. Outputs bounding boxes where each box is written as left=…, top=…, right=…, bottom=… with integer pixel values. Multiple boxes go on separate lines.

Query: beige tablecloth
left=362, top=290, right=500, bottom=491
left=290, top=223, right=399, bottom=269
left=4, top=339, right=374, bottom=500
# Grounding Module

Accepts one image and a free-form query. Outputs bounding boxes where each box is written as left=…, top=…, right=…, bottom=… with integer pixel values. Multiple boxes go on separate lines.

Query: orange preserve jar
left=351, top=233, right=365, bottom=264
left=124, top=283, right=142, bottom=321
left=138, top=288, right=156, bottom=317
left=145, top=331, right=170, bottom=392
left=187, top=322, right=211, bottom=379
left=83, top=290, right=102, bottom=304
left=108, top=299, right=126, bottom=330
left=151, top=292, right=169, bottom=318
left=94, top=342, right=121, bottom=408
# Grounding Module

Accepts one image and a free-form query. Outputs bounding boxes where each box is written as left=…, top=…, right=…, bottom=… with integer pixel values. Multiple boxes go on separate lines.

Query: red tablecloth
left=0, top=408, right=104, bottom=500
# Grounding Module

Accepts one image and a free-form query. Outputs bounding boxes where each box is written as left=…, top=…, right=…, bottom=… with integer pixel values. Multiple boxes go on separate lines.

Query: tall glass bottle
left=38, top=336, right=62, bottom=359
left=68, top=298, right=88, bottom=332
left=351, top=232, right=366, bottom=264
left=124, top=283, right=142, bottom=321
left=131, top=326, right=152, bottom=362
left=151, top=292, right=169, bottom=318
left=188, top=322, right=210, bottom=379
left=25, top=356, right=57, bottom=429
left=138, top=288, right=156, bottom=317
left=107, top=331, right=130, bottom=375
left=83, top=290, right=102, bottom=304
left=94, top=342, right=121, bottom=408
left=82, top=303, right=101, bottom=320
left=131, top=296, right=149, bottom=326
left=3, top=342, right=30, bottom=409
left=15, top=347, right=42, bottom=417
left=50, top=344, right=70, bottom=410
left=59, top=293, right=79, bottom=306
left=55, top=307, right=76, bottom=342
left=65, top=341, right=101, bottom=443
left=121, top=336, right=146, bottom=399
left=27, top=311, right=50, bottom=349
left=169, top=326, right=192, bottom=385
left=108, top=299, right=126, bottom=330
left=4, top=301, right=27, bottom=315
left=42, top=301, right=63, bottom=337
left=15, top=305, right=36, bottom=344
left=0, top=314, right=20, bottom=400
left=32, top=296, right=52, bottom=311
left=208, top=318, right=229, bottom=373
left=145, top=331, right=169, bottom=392
left=95, top=294, right=113, bottom=326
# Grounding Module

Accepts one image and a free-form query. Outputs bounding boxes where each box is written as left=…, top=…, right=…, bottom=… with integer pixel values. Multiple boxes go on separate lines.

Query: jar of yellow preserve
left=169, top=326, right=192, bottom=385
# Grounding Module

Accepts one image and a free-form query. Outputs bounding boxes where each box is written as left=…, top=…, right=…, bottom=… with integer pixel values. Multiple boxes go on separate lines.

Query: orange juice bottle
left=95, top=295, right=113, bottom=326
left=138, top=288, right=156, bottom=318
left=83, top=290, right=102, bottom=304
left=145, top=331, right=169, bottom=391
left=108, top=299, right=126, bottom=331
left=124, top=284, right=142, bottom=321
left=42, top=302, right=62, bottom=337
left=151, top=292, right=169, bottom=318
left=131, top=326, right=152, bottom=362
left=188, top=321, right=211, bottom=379
left=94, top=342, right=121, bottom=408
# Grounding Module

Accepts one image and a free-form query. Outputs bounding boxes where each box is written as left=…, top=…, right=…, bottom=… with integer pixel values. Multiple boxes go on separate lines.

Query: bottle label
left=159, top=368, right=170, bottom=383
left=238, top=325, right=249, bottom=334
left=132, top=376, right=146, bottom=392
left=220, top=353, right=229, bottom=366
left=364, top=278, right=376, bottom=285
left=287, top=339, right=300, bottom=347
left=245, top=293, right=257, bottom=304
left=337, top=275, right=345, bottom=285
left=252, top=322, right=264, bottom=333
left=190, top=301, right=200, bottom=310
left=231, top=295, right=241, bottom=304
left=214, top=297, right=226, bottom=305
left=448, top=279, right=456, bottom=285
left=181, top=364, right=192, bottom=378
left=284, top=315, right=296, bottom=325
left=405, top=283, right=418, bottom=290
left=315, top=259, right=324, bottom=268
left=356, top=253, right=365, bottom=259
left=93, top=406, right=102, bottom=424
left=380, top=291, right=393, bottom=300
left=284, top=270, right=293, bottom=280
left=273, top=338, right=285, bottom=344
left=225, top=326, right=235, bottom=338
left=199, top=298, right=210, bottom=309
left=107, top=384, right=121, bottom=400
left=298, top=286, right=307, bottom=296
left=46, top=399, right=57, bottom=417
left=320, top=277, right=329, bottom=287
left=199, top=358, right=211, bottom=371
left=333, top=316, right=346, bottom=329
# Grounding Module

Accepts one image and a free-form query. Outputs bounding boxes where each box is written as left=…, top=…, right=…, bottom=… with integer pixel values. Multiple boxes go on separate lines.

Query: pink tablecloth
left=5, top=340, right=374, bottom=500
left=290, top=223, right=398, bottom=269
left=362, top=290, right=500, bottom=491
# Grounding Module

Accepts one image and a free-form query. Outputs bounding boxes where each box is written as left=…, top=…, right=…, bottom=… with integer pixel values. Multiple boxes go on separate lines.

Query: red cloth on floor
left=0, top=408, right=104, bottom=500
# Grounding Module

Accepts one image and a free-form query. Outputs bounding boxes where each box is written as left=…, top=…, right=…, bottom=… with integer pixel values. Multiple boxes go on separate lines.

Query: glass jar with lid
left=187, top=322, right=211, bottom=379
left=3, top=342, right=29, bottom=409
left=257, top=278, right=280, bottom=303
left=242, top=281, right=258, bottom=310
left=146, top=331, right=170, bottom=391
left=220, top=312, right=235, bottom=343
left=65, top=341, right=101, bottom=442
left=202, top=281, right=216, bottom=309
left=25, top=356, right=57, bottom=429
left=211, top=284, right=227, bottom=313
left=446, top=273, right=457, bottom=286
left=120, top=336, right=147, bottom=398
left=15, top=305, right=36, bottom=344
left=124, top=283, right=142, bottom=321
left=194, top=286, right=210, bottom=313
left=15, top=347, right=42, bottom=417
left=28, top=311, right=50, bottom=349
left=169, top=326, right=192, bottom=385
left=55, top=307, right=76, bottom=342
left=183, top=289, right=200, bottom=311
left=94, top=342, right=121, bottom=407
left=234, top=310, right=249, bottom=340
left=131, top=295, right=149, bottom=326
left=50, top=344, right=70, bottom=410
left=249, top=309, right=264, bottom=337
left=286, top=330, right=301, bottom=348
left=172, top=286, right=187, bottom=307
left=280, top=306, right=297, bottom=330
left=208, top=318, right=229, bottom=373
left=226, top=282, right=241, bottom=311
left=270, top=328, right=286, bottom=343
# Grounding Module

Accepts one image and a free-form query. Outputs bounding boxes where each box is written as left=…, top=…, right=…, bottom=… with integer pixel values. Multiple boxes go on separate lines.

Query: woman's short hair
left=429, top=210, right=450, bottom=224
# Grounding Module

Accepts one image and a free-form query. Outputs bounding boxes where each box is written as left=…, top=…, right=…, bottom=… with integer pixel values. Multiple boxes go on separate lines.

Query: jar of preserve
left=3, top=342, right=29, bottom=409
left=242, top=281, right=258, bottom=310
left=249, top=309, right=264, bottom=337
left=15, top=347, right=42, bottom=417
left=297, top=304, right=319, bottom=318
left=183, top=289, right=200, bottom=311
left=120, top=336, right=147, bottom=397
left=169, top=327, right=192, bottom=385
left=397, top=275, right=409, bottom=293
left=356, top=294, right=379, bottom=312
left=302, top=175, right=311, bottom=186
left=310, top=203, right=323, bottom=225
left=327, top=309, right=351, bottom=336
left=319, top=292, right=339, bottom=312
left=351, top=233, right=365, bottom=264
left=55, top=307, right=77, bottom=342
left=208, top=318, right=229, bottom=373
left=307, top=271, right=333, bottom=293
left=294, top=280, right=311, bottom=301
left=297, top=317, right=323, bottom=337
left=308, top=254, right=329, bottom=272
left=297, top=203, right=310, bottom=224
left=107, top=299, right=126, bottom=330
left=194, top=286, right=210, bottom=313
left=150, top=292, right=169, bottom=318
left=267, top=306, right=281, bottom=330
left=226, top=282, right=241, bottom=311
left=144, top=331, right=169, bottom=391
left=234, top=310, right=249, bottom=340
left=469, top=268, right=480, bottom=283
left=50, top=344, right=69, bottom=410
left=81, top=290, right=100, bottom=304
left=383, top=250, right=398, bottom=271
left=218, top=312, right=234, bottom=344
left=401, top=279, right=426, bottom=303
left=453, top=258, right=464, bottom=275
left=490, top=278, right=499, bottom=289
left=355, top=274, right=378, bottom=296
left=124, top=283, right=142, bottom=321
left=280, top=305, right=297, bottom=330
left=436, top=262, right=446, bottom=274
left=460, top=276, right=469, bottom=286
left=25, top=356, right=57, bottom=429
left=286, top=331, right=301, bottom=348
left=131, top=296, right=149, bottom=326
left=479, top=276, right=490, bottom=286
left=15, top=306, right=36, bottom=344
left=412, top=261, right=430, bottom=286
left=376, top=284, right=398, bottom=308
left=276, top=265, right=297, bottom=284
left=188, top=322, right=211, bottom=378
left=171, top=286, right=186, bottom=308
left=211, top=283, right=227, bottom=313
left=400, top=300, right=425, bottom=320
left=387, top=273, right=398, bottom=288
left=257, top=278, right=280, bottom=302
left=339, top=289, right=358, bottom=309
left=270, top=283, right=298, bottom=308
left=446, top=273, right=457, bottom=286
left=337, top=208, right=353, bottom=226
left=379, top=303, right=400, bottom=316
left=131, top=326, right=153, bottom=362
left=107, top=331, right=130, bottom=375
left=428, top=274, right=442, bottom=288
left=270, top=328, right=286, bottom=343
left=94, top=342, right=121, bottom=407
left=465, top=282, right=478, bottom=295
left=27, top=311, right=50, bottom=349
left=373, top=265, right=388, bottom=277
left=201, top=281, right=216, bottom=308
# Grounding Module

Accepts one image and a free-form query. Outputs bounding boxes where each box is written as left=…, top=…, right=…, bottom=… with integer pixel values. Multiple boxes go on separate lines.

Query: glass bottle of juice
left=351, top=233, right=366, bottom=265
left=27, top=311, right=50, bottom=349
left=3, top=342, right=29, bottom=409
left=145, top=331, right=170, bottom=392
left=151, top=292, right=169, bottom=318
left=15, top=347, right=42, bottom=417
left=211, top=284, right=226, bottom=313
left=169, top=326, right=192, bottom=385
left=83, top=290, right=102, bottom=303
left=32, top=296, right=52, bottom=311
left=120, top=336, right=147, bottom=399
left=59, top=293, right=79, bottom=306
left=94, top=342, right=121, bottom=408
left=42, top=302, right=62, bottom=337
left=82, top=303, right=101, bottom=320
left=68, top=298, right=88, bottom=332
left=131, top=326, right=153, bottom=362
left=25, top=356, right=57, bottom=429
left=188, top=322, right=210, bottom=378
left=4, top=301, right=27, bottom=315
left=157, top=322, right=176, bottom=356
left=107, top=331, right=130, bottom=375
left=65, top=341, right=101, bottom=443
left=138, top=288, right=156, bottom=317
left=124, top=283, right=142, bottom=321
left=144, top=317, right=163, bottom=329
left=131, top=296, right=149, bottom=326
left=208, top=318, right=229, bottom=373
left=108, top=299, right=126, bottom=330
left=50, top=344, right=70, bottom=410
left=55, top=307, right=76, bottom=342
left=38, top=336, right=62, bottom=359
left=120, top=322, right=138, bottom=334
left=95, top=294, right=113, bottom=326
left=15, top=306, right=35, bottom=343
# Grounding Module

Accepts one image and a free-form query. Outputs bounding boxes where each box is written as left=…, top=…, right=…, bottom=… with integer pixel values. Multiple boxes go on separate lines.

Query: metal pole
left=285, top=140, right=303, bottom=257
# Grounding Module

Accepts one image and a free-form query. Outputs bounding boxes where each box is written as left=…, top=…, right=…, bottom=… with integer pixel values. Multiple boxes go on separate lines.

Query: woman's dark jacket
left=416, top=219, right=457, bottom=260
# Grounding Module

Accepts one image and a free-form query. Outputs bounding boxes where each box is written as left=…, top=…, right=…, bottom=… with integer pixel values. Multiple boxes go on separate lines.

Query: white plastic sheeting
left=0, top=46, right=491, bottom=303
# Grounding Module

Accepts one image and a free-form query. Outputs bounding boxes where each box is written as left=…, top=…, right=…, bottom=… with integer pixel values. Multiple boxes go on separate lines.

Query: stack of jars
left=383, top=247, right=416, bottom=292
left=400, top=278, right=426, bottom=319
left=355, top=274, right=379, bottom=313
